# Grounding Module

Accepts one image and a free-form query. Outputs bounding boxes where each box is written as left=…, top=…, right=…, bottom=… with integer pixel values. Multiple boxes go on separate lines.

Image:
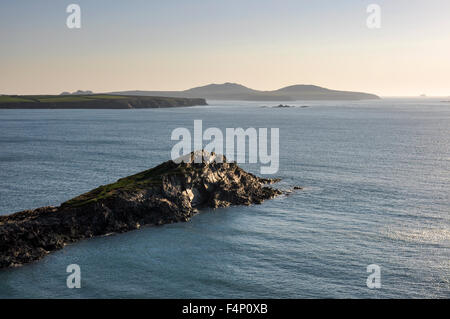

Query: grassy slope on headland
left=0, top=94, right=207, bottom=109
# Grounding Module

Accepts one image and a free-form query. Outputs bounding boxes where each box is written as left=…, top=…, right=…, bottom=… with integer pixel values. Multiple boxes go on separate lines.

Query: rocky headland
left=0, top=94, right=207, bottom=109
left=0, top=151, right=290, bottom=269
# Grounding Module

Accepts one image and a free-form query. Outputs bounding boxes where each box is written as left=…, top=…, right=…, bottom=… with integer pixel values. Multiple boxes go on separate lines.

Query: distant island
left=59, top=90, right=94, bottom=95
left=111, top=83, right=380, bottom=101
left=0, top=94, right=207, bottom=109
left=0, top=151, right=290, bottom=268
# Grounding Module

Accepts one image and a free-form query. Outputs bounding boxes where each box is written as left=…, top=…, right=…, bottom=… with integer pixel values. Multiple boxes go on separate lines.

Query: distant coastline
left=111, top=83, right=381, bottom=101
left=0, top=94, right=207, bottom=109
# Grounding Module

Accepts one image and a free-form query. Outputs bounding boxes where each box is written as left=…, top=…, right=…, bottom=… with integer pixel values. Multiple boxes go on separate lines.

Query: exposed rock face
left=0, top=151, right=282, bottom=269
left=0, top=95, right=207, bottom=109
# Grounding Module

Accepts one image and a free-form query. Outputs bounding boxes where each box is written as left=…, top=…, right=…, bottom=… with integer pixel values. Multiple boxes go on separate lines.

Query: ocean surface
left=0, top=99, right=449, bottom=298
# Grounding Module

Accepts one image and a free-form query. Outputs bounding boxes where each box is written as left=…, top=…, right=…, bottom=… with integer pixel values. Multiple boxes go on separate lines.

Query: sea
left=0, top=98, right=448, bottom=298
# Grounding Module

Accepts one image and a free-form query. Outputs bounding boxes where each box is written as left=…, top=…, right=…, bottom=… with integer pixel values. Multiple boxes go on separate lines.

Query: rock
left=276, top=104, right=310, bottom=108
left=72, top=90, right=93, bottom=95
left=0, top=151, right=282, bottom=269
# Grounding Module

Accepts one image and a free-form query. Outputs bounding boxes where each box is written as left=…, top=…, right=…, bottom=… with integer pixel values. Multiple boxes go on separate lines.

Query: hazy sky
left=1, top=0, right=449, bottom=96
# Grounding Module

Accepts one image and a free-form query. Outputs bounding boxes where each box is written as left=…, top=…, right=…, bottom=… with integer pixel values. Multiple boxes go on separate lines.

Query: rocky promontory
left=0, top=151, right=284, bottom=268
left=0, top=94, right=207, bottom=109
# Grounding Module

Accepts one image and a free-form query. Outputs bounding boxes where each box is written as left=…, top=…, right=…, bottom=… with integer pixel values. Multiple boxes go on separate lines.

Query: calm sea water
left=0, top=99, right=449, bottom=298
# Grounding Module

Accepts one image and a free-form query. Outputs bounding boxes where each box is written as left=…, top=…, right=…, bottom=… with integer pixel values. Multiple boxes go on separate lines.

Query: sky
left=1, top=0, right=449, bottom=96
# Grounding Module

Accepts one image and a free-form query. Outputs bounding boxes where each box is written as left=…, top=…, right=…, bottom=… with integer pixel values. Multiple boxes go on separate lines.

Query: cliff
left=0, top=151, right=284, bottom=268
left=0, top=94, right=207, bottom=109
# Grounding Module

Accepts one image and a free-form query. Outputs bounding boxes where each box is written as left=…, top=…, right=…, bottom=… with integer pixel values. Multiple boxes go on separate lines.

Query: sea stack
left=0, top=151, right=282, bottom=268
